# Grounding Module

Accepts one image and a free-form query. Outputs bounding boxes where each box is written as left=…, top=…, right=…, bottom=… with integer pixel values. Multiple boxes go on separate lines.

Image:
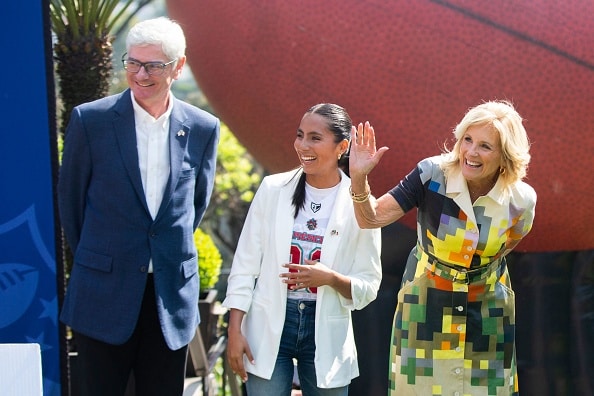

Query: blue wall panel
left=0, top=1, right=61, bottom=395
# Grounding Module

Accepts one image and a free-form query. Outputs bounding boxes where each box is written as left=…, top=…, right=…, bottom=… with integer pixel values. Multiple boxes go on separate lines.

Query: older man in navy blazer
left=58, top=17, right=219, bottom=395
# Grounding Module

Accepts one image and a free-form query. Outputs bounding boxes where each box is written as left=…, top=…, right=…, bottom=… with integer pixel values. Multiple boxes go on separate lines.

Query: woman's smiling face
left=294, top=113, right=347, bottom=188
left=459, top=124, right=502, bottom=187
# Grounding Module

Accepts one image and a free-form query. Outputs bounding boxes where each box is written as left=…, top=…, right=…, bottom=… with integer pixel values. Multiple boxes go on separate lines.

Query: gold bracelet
left=349, top=186, right=370, bottom=203
left=352, top=194, right=370, bottom=203
left=350, top=186, right=370, bottom=199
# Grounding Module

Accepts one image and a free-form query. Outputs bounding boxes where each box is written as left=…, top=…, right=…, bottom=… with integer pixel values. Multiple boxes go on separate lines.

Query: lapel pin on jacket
left=176, top=130, right=185, bottom=137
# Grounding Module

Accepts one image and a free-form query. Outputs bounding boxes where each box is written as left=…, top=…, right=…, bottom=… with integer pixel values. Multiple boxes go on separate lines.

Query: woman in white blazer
left=224, top=104, right=382, bottom=395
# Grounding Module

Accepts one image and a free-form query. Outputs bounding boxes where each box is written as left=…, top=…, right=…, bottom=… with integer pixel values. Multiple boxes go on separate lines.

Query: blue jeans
left=245, top=299, right=349, bottom=396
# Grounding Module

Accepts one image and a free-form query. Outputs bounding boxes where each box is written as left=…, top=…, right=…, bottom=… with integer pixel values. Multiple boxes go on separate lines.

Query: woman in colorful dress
left=349, top=100, right=536, bottom=395
left=224, top=103, right=382, bottom=395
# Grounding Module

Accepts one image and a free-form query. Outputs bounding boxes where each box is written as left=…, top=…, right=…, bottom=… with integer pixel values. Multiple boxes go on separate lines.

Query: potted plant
left=195, top=228, right=222, bottom=293
left=194, top=228, right=223, bottom=348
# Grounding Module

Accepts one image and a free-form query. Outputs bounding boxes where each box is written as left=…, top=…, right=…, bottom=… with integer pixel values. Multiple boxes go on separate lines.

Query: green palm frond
left=50, top=0, right=140, bottom=135
left=49, top=0, right=134, bottom=39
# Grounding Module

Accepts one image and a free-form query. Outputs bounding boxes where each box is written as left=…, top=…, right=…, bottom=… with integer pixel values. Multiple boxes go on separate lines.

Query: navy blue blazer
left=58, top=89, right=219, bottom=350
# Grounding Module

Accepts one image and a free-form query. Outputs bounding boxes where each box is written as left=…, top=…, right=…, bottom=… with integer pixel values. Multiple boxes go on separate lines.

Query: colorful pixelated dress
left=388, top=156, right=536, bottom=396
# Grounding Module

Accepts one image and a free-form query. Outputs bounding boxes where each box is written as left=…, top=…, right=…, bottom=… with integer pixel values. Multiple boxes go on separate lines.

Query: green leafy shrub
left=194, top=228, right=223, bottom=292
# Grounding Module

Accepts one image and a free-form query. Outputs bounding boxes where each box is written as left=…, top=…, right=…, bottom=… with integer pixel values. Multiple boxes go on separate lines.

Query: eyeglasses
left=121, top=53, right=177, bottom=76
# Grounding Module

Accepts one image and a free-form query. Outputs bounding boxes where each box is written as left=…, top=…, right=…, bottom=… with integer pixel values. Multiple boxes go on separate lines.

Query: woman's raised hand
left=349, top=121, right=389, bottom=178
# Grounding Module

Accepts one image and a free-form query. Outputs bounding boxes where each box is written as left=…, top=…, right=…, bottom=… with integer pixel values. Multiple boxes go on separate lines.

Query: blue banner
left=0, top=1, right=61, bottom=395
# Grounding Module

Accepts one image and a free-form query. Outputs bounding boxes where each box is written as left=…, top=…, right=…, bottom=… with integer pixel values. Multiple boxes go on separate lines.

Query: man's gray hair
left=126, top=17, right=186, bottom=61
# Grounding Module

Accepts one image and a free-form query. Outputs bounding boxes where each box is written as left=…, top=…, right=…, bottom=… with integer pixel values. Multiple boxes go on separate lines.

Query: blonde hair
left=441, top=100, right=531, bottom=187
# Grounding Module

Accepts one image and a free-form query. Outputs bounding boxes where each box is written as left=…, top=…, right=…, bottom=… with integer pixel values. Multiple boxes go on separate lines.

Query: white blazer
left=223, top=169, right=382, bottom=388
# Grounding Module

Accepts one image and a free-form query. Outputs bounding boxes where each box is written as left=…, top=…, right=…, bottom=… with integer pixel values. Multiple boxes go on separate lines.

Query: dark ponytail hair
left=290, top=103, right=352, bottom=218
